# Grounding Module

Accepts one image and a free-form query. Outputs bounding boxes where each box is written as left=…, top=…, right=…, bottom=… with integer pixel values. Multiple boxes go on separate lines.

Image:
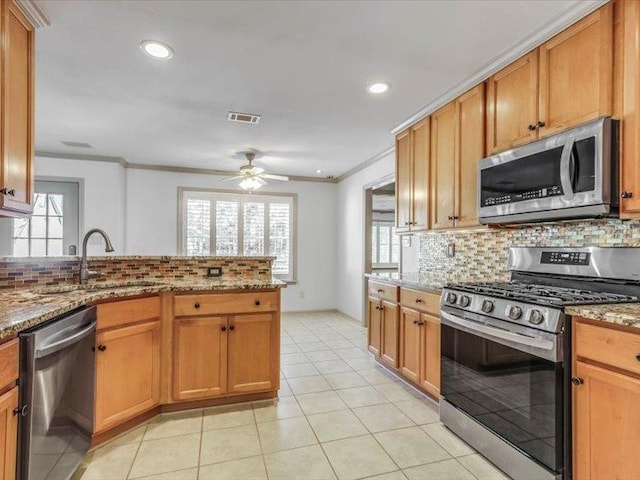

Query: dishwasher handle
left=35, top=321, right=97, bottom=359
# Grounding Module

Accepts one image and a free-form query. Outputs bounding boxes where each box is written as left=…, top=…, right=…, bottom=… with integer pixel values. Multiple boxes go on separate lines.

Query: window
left=10, top=180, right=80, bottom=257
left=180, top=189, right=297, bottom=281
left=372, top=221, right=399, bottom=268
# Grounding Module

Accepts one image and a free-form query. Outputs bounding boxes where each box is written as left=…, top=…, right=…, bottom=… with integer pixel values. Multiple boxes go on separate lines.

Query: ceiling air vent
left=61, top=141, right=92, bottom=148
left=228, top=111, right=261, bottom=124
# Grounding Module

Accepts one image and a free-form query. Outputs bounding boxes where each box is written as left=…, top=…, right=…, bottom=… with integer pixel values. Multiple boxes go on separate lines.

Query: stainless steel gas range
left=439, top=247, right=640, bottom=480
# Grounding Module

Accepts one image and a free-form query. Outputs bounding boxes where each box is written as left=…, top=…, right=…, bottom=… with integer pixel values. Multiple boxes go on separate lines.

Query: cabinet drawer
left=575, top=320, right=640, bottom=376
left=368, top=281, right=398, bottom=303
left=174, top=291, right=279, bottom=317
left=97, top=296, right=160, bottom=330
left=0, top=339, right=18, bottom=391
left=400, top=288, right=440, bottom=315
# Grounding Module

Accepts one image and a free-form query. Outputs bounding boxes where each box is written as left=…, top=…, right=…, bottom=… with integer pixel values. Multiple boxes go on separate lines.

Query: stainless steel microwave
left=478, top=117, right=619, bottom=224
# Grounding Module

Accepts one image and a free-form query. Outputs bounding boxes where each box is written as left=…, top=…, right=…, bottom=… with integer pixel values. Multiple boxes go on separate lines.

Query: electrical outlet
left=447, top=242, right=455, bottom=258
left=299, top=290, right=305, bottom=299
left=207, top=267, right=222, bottom=277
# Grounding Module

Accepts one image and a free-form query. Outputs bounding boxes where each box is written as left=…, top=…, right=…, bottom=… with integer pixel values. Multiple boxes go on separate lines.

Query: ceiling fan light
left=239, top=177, right=263, bottom=191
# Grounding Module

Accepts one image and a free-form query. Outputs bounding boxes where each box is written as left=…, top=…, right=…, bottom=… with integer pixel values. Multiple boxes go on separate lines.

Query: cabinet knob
left=636, top=353, right=640, bottom=362
left=536, top=121, right=546, bottom=129
left=194, top=302, right=200, bottom=309
left=97, top=344, right=107, bottom=352
left=419, top=321, right=425, bottom=326
left=221, top=325, right=227, bottom=332
left=413, top=320, right=419, bottom=325
left=527, top=124, right=536, bottom=131
left=415, top=298, right=423, bottom=303
left=0, top=188, right=6, bottom=195
left=621, top=191, right=634, bottom=199
left=255, top=300, right=261, bottom=306
left=7, top=189, right=15, bottom=196
left=571, top=377, right=584, bottom=386
left=229, top=324, right=235, bottom=331
left=13, top=405, right=27, bottom=417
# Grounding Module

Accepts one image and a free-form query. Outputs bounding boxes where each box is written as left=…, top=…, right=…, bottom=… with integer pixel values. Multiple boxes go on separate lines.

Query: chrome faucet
left=79, top=229, right=115, bottom=284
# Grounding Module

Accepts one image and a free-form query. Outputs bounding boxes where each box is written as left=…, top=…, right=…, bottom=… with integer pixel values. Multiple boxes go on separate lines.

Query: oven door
left=478, top=117, right=615, bottom=224
left=440, top=310, right=564, bottom=474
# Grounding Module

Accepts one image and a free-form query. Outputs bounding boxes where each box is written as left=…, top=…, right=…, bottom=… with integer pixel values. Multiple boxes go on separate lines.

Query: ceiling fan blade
left=256, top=177, right=268, bottom=186
left=262, top=174, right=289, bottom=181
left=252, top=167, right=265, bottom=175
left=221, top=175, right=245, bottom=182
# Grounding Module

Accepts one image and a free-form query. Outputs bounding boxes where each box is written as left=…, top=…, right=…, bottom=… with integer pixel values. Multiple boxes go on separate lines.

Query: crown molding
left=15, top=0, right=50, bottom=27
left=390, top=0, right=606, bottom=135
left=335, top=146, right=395, bottom=183
left=35, top=151, right=337, bottom=184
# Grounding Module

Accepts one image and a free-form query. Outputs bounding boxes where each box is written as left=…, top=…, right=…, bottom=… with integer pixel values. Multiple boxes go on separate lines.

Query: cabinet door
left=573, top=360, right=640, bottom=480
left=380, top=301, right=399, bottom=368
left=399, top=307, right=421, bottom=384
left=173, top=316, right=227, bottom=401
left=227, top=313, right=279, bottom=394
left=486, top=51, right=539, bottom=154
left=420, top=313, right=440, bottom=399
left=538, top=4, right=613, bottom=137
left=0, top=387, right=18, bottom=480
left=0, top=1, right=34, bottom=215
left=95, top=321, right=160, bottom=433
left=395, top=129, right=412, bottom=233
left=455, top=84, right=484, bottom=229
left=620, top=0, right=640, bottom=216
left=430, top=101, right=456, bottom=230
left=367, top=297, right=382, bottom=357
left=411, top=118, right=430, bottom=232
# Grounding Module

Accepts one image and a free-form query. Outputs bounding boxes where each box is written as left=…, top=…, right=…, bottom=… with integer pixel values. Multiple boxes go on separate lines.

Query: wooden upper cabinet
left=227, top=313, right=279, bottom=394
left=620, top=0, right=640, bottom=216
left=455, top=84, right=484, bottom=228
left=486, top=51, right=539, bottom=154
left=538, top=3, right=613, bottom=137
left=411, top=118, right=430, bottom=231
left=430, top=101, right=457, bottom=230
left=95, top=320, right=160, bottom=432
left=173, top=316, right=227, bottom=401
left=0, top=387, right=18, bottom=480
left=395, top=129, right=412, bottom=233
left=573, top=360, right=640, bottom=480
left=0, top=1, right=34, bottom=216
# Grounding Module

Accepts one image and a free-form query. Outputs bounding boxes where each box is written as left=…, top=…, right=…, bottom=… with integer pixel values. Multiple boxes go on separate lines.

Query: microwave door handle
left=560, top=139, right=575, bottom=200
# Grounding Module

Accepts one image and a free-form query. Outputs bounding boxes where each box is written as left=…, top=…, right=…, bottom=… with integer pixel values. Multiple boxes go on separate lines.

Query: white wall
left=336, top=153, right=395, bottom=322
left=32, top=156, right=337, bottom=312
left=35, top=156, right=127, bottom=256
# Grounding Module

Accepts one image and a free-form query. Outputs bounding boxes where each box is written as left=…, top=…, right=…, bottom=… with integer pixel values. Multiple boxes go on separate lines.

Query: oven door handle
left=440, top=311, right=556, bottom=355
left=560, top=138, right=575, bottom=201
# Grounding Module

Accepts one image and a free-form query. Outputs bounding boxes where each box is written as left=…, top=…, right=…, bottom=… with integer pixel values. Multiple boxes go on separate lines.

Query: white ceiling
left=36, top=0, right=589, bottom=178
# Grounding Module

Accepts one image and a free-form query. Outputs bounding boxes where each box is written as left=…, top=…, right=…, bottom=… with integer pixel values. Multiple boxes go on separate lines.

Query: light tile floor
left=77, top=311, right=510, bottom=480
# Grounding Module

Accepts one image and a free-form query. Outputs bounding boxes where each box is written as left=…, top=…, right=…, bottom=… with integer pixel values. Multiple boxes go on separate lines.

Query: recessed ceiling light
left=367, top=82, right=389, bottom=94
left=316, top=169, right=323, bottom=174
left=140, top=40, right=174, bottom=59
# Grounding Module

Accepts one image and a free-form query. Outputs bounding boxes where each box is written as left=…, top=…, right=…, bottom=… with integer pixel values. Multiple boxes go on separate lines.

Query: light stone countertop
left=0, top=278, right=286, bottom=340
left=565, top=303, right=640, bottom=330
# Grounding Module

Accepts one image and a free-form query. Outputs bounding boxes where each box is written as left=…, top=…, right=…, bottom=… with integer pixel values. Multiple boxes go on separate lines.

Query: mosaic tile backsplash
left=0, top=256, right=274, bottom=290
left=418, top=219, right=640, bottom=284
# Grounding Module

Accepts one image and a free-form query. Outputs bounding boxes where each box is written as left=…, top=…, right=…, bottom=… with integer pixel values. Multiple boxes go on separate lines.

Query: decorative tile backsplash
left=0, top=256, right=274, bottom=290
left=418, top=219, right=640, bottom=284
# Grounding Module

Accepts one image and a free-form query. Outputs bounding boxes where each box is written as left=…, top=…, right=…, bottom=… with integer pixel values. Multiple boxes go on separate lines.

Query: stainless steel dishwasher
left=18, top=306, right=97, bottom=480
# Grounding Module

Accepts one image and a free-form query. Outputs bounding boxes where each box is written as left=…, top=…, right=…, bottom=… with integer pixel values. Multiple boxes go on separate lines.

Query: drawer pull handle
left=536, top=121, right=546, bottom=129
left=415, top=299, right=423, bottom=303
left=194, top=302, right=201, bottom=309
left=377, top=289, right=384, bottom=293
left=221, top=326, right=227, bottom=332
left=229, top=325, right=235, bottom=331
left=97, top=344, right=107, bottom=352
left=13, top=405, right=27, bottom=417
left=7, top=189, right=15, bottom=196
left=413, top=320, right=418, bottom=325
left=636, top=353, right=640, bottom=362
left=255, top=300, right=261, bottom=306
left=571, top=377, right=584, bottom=386
left=0, top=188, right=6, bottom=195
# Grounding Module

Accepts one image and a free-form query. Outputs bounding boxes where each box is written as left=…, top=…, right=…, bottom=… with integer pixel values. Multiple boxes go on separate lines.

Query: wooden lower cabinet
left=420, top=313, right=441, bottom=398
left=380, top=301, right=399, bottom=368
left=94, top=320, right=161, bottom=432
left=573, top=360, right=640, bottom=479
left=367, top=296, right=382, bottom=357
left=0, top=387, right=18, bottom=480
left=227, top=313, right=279, bottom=393
left=173, top=316, right=227, bottom=401
left=399, top=307, right=421, bottom=383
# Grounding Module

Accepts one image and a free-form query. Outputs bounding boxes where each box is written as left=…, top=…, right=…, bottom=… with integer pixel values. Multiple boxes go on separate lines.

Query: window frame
left=371, top=220, right=399, bottom=269
left=178, top=187, right=298, bottom=283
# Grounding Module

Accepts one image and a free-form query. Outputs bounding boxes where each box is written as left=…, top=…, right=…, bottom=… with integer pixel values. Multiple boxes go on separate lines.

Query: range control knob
left=481, top=300, right=494, bottom=314
left=458, top=295, right=471, bottom=307
left=445, top=292, right=458, bottom=305
left=508, top=306, right=523, bottom=320
left=529, top=309, right=545, bottom=325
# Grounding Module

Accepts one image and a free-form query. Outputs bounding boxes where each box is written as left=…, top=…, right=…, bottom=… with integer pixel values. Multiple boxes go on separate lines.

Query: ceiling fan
left=223, top=152, right=289, bottom=191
